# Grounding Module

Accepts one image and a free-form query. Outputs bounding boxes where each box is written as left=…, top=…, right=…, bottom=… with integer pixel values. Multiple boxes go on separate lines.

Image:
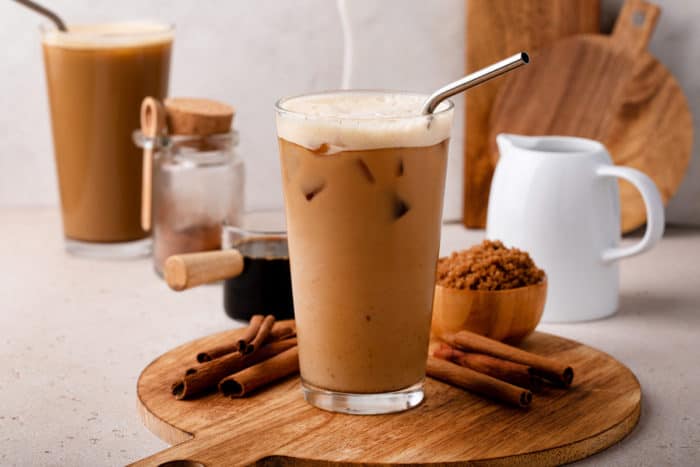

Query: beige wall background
left=1, top=0, right=697, bottom=225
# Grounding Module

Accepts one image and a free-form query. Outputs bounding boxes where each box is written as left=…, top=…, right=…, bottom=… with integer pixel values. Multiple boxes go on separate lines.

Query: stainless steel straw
left=13, top=0, right=67, bottom=31
left=421, top=52, right=529, bottom=115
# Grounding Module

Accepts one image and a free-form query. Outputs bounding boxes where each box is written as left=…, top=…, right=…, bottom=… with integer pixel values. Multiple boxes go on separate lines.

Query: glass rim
left=223, top=225, right=287, bottom=237
left=223, top=209, right=287, bottom=236
left=40, top=21, right=175, bottom=47
left=274, top=89, right=455, bottom=122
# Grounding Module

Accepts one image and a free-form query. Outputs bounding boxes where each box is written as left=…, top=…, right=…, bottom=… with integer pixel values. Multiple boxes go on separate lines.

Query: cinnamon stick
left=236, top=314, right=265, bottom=353
left=427, top=356, right=532, bottom=408
left=442, top=330, right=574, bottom=387
left=219, top=346, right=299, bottom=397
left=269, top=319, right=296, bottom=337
left=269, top=324, right=296, bottom=341
left=196, top=343, right=237, bottom=363
left=274, top=319, right=296, bottom=330
left=244, top=315, right=275, bottom=354
left=195, top=318, right=294, bottom=362
left=172, top=338, right=297, bottom=399
left=433, top=343, right=542, bottom=392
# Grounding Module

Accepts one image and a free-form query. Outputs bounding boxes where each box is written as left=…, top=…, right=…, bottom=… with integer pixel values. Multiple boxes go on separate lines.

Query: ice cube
left=392, top=195, right=410, bottom=220
left=302, top=181, right=326, bottom=201
left=355, top=159, right=375, bottom=183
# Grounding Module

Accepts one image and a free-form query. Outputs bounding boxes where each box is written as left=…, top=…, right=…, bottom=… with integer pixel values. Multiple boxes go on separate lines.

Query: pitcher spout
left=496, top=133, right=535, bottom=154
left=496, top=133, right=605, bottom=156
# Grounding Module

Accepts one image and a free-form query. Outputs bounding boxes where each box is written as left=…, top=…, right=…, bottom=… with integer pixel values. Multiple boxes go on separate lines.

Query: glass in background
left=41, top=22, right=173, bottom=257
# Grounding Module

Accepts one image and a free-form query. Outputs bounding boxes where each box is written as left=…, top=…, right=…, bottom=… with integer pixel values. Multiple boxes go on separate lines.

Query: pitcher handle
left=596, top=165, right=665, bottom=262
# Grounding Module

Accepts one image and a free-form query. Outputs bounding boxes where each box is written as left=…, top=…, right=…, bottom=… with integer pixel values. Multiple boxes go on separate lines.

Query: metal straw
left=13, top=0, right=67, bottom=31
left=421, top=52, right=529, bottom=115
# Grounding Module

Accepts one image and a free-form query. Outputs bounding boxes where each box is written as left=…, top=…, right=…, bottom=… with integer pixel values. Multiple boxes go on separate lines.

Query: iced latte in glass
left=276, top=91, right=454, bottom=414
left=42, top=22, right=172, bottom=257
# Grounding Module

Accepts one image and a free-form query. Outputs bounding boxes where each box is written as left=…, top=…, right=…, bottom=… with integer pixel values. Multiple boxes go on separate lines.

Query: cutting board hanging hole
left=612, top=0, right=660, bottom=54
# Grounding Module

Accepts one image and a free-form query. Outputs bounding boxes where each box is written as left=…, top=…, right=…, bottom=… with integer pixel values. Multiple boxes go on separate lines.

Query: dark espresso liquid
left=224, top=237, right=294, bottom=321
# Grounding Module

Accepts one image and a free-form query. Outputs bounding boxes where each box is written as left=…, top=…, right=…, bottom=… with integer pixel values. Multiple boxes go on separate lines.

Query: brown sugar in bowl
left=431, top=278, right=547, bottom=343
left=431, top=240, right=547, bottom=342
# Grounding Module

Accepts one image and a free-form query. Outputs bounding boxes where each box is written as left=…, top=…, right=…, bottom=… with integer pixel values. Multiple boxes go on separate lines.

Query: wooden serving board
left=132, top=330, right=641, bottom=466
left=463, top=0, right=601, bottom=228
left=488, top=0, right=693, bottom=233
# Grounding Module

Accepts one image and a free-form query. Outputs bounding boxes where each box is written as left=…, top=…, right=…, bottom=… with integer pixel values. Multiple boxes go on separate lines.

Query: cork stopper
left=164, top=97, right=235, bottom=136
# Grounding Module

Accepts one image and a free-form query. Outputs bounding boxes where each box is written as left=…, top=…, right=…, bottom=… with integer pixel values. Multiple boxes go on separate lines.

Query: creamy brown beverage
left=276, top=91, right=454, bottom=414
left=42, top=23, right=172, bottom=256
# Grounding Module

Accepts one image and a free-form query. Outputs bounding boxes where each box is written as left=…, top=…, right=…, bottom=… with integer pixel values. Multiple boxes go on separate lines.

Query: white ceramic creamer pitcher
left=486, top=134, right=664, bottom=322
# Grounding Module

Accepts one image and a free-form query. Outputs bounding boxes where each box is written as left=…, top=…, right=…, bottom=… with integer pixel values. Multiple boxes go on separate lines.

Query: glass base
left=302, top=379, right=424, bottom=415
left=65, top=237, right=152, bottom=259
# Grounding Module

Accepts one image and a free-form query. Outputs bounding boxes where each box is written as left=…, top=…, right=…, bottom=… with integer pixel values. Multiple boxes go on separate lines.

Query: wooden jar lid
left=164, top=97, right=235, bottom=136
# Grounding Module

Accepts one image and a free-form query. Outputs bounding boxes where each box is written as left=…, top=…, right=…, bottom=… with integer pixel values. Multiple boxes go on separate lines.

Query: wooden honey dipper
left=139, top=97, right=235, bottom=232
left=139, top=97, right=166, bottom=231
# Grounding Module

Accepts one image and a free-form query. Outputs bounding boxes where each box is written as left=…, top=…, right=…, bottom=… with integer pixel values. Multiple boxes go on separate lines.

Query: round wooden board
left=131, top=330, right=641, bottom=467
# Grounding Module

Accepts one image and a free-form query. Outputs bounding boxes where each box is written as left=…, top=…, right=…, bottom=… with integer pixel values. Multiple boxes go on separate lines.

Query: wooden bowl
left=431, top=279, right=547, bottom=342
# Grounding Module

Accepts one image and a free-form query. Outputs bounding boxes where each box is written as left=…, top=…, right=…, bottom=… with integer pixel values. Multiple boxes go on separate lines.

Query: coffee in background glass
left=42, top=22, right=173, bottom=257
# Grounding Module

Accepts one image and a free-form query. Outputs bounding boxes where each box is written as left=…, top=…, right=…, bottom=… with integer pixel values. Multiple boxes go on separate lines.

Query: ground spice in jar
left=436, top=240, right=545, bottom=291
left=140, top=97, right=243, bottom=276
left=153, top=222, right=223, bottom=275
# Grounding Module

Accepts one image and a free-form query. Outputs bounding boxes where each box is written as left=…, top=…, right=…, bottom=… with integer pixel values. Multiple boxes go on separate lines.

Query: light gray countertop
left=1, top=207, right=698, bottom=466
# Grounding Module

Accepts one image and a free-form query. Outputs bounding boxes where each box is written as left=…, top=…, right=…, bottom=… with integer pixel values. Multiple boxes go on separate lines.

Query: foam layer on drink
left=42, top=22, right=173, bottom=49
left=276, top=92, right=454, bottom=153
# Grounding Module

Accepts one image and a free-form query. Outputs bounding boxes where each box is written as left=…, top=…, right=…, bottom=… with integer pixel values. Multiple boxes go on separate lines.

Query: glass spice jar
left=134, top=129, right=245, bottom=275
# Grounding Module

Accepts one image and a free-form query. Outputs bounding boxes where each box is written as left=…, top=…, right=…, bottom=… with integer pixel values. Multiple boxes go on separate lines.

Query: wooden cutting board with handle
left=488, top=0, right=693, bottom=233
left=464, top=0, right=601, bottom=228
left=131, top=330, right=641, bottom=466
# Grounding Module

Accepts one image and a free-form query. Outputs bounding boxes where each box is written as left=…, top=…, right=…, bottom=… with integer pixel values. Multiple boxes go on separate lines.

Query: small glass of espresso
left=222, top=211, right=294, bottom=322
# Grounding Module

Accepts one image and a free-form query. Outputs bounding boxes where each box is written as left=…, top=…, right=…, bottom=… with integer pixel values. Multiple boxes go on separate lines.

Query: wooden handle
left=141, top=148, right=154, bottom=231
left=164, top=250, right=244, bottom=291
left=612, top=0, right=661, bottom=55
left=140, top=97, right=166, bottom=232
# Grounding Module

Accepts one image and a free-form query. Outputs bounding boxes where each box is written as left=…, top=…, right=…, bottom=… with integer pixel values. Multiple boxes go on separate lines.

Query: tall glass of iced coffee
left=42, top=22, right=172, bottom=257
left=275, top=91, right=454, bottom=414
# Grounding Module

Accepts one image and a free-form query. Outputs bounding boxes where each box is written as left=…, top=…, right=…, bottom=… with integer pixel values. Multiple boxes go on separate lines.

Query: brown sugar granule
left=436, top=240, right=545, bottom=291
